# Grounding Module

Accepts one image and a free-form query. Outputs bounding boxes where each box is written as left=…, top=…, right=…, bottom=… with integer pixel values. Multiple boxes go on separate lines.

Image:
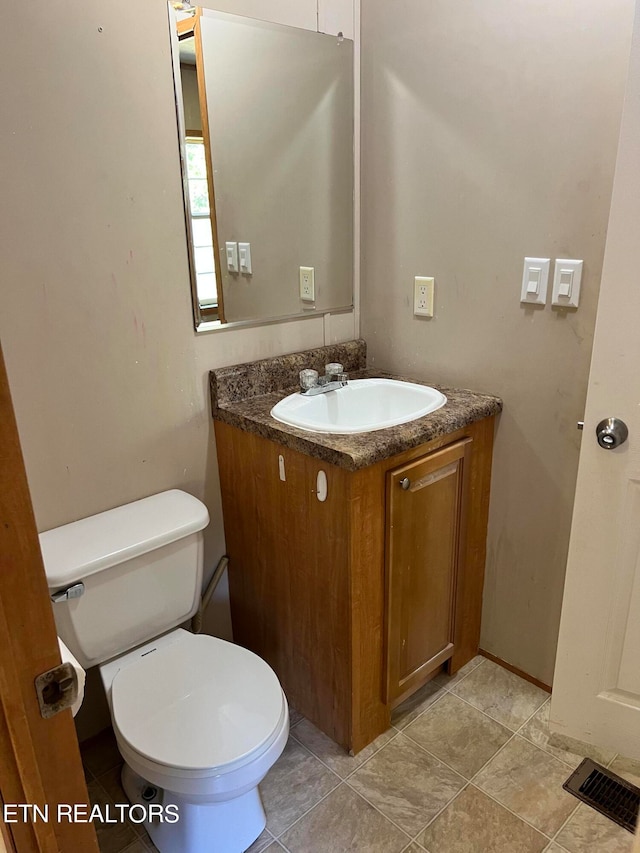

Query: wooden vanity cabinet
left=214, top=415, right=495, bottom=754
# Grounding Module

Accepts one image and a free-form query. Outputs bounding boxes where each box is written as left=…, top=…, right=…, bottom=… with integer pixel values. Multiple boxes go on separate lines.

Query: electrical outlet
left=414, top=276, right=434, bottom=317
left=300, top=266, right=315, bottom=301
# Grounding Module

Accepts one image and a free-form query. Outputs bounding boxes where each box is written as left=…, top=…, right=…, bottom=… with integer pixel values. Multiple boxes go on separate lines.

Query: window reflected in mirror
left=176, top=22, right=223, bottom=322
left=185, top=138, right=217, bottom=312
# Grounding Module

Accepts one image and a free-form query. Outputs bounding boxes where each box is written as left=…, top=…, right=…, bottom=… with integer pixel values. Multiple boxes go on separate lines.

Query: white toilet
left=40, top=489, right=289, bottom=853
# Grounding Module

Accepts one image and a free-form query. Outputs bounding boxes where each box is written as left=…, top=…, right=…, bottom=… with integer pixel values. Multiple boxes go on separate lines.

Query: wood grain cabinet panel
left=386, top=439, right=470, bottom=705
left=214, top=415, right=495, bottom=753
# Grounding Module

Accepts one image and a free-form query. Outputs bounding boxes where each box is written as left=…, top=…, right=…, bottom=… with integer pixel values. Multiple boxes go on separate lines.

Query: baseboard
left=479, top=648, right=552, bottom=694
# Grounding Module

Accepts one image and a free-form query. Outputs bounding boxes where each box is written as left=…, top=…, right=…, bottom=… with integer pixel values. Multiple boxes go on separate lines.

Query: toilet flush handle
left=50, top=582, right=85, bottom=603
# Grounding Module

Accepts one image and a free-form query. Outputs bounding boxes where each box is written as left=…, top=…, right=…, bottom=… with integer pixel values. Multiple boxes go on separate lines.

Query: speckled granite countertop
left=209, top=340, right=502, bottom=471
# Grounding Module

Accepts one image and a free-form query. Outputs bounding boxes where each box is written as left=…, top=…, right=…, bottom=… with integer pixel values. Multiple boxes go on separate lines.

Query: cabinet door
left=385, top=439, right=470, bottom=705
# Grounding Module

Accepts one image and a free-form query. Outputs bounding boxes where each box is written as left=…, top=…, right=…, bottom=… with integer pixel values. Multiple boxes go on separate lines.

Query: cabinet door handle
left=398, top=461, right=460, bottom=494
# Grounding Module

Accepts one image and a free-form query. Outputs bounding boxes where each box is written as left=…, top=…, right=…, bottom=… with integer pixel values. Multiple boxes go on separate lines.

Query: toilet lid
left=110, top=633, right=286, bottom=773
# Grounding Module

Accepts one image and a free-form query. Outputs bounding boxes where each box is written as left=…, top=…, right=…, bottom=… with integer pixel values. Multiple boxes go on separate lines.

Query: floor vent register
left=563, top=758, right=640, bottom=833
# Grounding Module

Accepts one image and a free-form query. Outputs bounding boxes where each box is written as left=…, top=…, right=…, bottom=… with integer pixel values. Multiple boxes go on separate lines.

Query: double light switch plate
left=521, top=257, right=583, bottom=308
left=226, top=242, right=253, bottom=275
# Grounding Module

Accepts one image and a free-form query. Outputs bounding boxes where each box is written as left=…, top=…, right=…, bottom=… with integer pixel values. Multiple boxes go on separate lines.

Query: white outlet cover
left=299, top=266, right=315, bottom=301
left=414, top=276, right=434, bottom=317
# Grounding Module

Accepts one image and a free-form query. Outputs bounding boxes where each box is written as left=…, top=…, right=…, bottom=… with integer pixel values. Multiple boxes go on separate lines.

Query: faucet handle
left=324, top=362, right=344, bottom=377
left=299, top=368, right=319, bottom=391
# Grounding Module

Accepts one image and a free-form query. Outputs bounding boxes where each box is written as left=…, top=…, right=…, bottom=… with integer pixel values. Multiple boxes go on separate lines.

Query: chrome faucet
left=299, top=363, right=349, bottom=395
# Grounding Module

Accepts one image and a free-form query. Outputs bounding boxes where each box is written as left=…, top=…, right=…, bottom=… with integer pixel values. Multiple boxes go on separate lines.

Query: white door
left=550, top=1, right=640, bottom=759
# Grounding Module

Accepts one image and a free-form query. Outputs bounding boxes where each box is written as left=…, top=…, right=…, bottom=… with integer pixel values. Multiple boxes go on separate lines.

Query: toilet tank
left=39, top=490, right=209, bottom=669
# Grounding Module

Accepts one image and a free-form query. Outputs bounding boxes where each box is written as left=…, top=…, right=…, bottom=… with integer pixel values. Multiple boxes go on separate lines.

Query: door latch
left=35, top=662, right=78, bottom=718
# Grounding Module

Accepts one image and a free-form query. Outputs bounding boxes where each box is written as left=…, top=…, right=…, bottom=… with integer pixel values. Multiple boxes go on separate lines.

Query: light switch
left=521, top=257, right=550, bottom=305
left=558, top=270, right=573, bottom=297
left=238, top=242, right=252, bottom=275
left=552, top=259, right=583, bottom=308
left=526, top=268, right=541, bottom=295
left=225, top=242, right=239, bottom=273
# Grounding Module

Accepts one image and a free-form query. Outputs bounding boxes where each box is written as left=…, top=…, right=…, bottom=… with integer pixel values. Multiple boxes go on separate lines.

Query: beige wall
left=361, top=0, right=634, bottom=684
left=0, top=0, right=355, bottom=737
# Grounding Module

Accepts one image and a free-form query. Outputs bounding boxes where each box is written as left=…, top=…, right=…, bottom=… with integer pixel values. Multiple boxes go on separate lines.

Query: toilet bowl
left=100, top=628, right=289, bottom=852
left=39, top=489, right=288, bottom=853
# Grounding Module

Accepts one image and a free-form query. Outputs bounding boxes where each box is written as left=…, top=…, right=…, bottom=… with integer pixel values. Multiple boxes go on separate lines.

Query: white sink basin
left=270, top=378, right=446, bottom=434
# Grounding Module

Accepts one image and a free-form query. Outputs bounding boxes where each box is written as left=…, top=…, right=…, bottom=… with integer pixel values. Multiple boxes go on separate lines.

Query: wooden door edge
left=0, top=341, right=99, bottom=852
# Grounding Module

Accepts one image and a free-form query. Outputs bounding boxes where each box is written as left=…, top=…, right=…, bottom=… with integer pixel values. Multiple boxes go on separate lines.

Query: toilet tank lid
left=39, top=490, right=209, bottom=589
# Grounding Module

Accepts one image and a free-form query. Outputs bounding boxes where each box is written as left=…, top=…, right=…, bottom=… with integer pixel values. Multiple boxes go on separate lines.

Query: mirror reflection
left=171, top=6, right=354, bottom=329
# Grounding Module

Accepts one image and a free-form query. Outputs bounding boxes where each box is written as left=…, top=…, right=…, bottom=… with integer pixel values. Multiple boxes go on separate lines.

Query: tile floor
left=80, top=656, right=637, bottom=853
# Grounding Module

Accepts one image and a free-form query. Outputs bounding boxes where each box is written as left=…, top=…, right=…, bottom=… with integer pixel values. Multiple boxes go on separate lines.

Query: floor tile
left=81, top=728, right=123, bottom=778
left=348, top=733, right=464, bottom=836
left=87, top=779, right=138, bottom=853
left=431, top=655, right=484, bottom=691
left=246, top=828, right=274, bottom=852
left=451, top=660, right=548, bottom=731
left=120, top=841, right=150, bottom=853
left=136, top=830, right=157, bottom=851
left=555, top=803, right=632, bottom=853
left=520, top=701, right=616, bottom=769
left=391, top=678, right=448, bottom=730
left=95, top=764, right=126, bottom=805
left=95, top=764, right=152, bottom=844
left=474, top=736, right=578, bottom=836
left=419, top=785, right=547, bottom=853
left=289, top=706, right=304, bottom=728
left=279, top=783, right=409, bottom=852
left=293, top=718, right=396, bottom=779
left=609, top=754, right=640, bottom=788
left=259, top=736, right=339, bottom=836
left=403, top=693, right=512, bottom=779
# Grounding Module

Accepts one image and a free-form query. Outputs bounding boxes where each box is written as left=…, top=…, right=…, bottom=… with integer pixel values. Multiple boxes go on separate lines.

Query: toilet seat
left=110, top=631, right=287, bottom=778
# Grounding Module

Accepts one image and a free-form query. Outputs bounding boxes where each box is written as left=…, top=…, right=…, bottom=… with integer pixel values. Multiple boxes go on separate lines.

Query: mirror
left=169, top=6, right=354, bottom=329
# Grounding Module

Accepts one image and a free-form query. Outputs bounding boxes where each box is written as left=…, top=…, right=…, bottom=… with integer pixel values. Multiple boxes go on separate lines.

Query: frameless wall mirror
left=169, top=5, right=354, bottom=330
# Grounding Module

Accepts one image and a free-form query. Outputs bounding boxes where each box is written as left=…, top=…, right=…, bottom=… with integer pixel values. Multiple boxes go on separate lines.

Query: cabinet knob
left=399, top=477, right=411, bottom=490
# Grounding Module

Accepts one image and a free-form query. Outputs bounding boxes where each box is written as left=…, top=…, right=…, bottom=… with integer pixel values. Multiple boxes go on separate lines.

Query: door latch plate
left=35, top=661, right=78, bottom=719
